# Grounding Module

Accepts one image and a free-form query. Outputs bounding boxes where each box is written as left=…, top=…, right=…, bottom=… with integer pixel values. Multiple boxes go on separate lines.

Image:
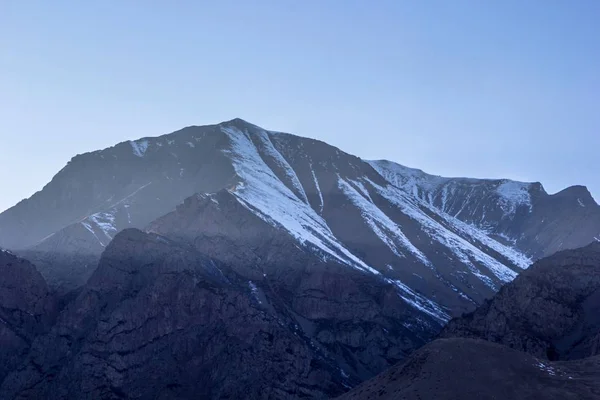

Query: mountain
left=3, top=119, right=596, bottom=299
left=442, top=241, right=600, bottom=360
left=370, top=160, right=600, bottom=259
left=336, top=338, right=600, bottom=400
left=337, top=240, right=600, bottom=400
left=0, top=230, right=347, bottom=399
left=0, top=249, right=57, bottom=384
left=0, top=119, right=538, bottom=306
left=1, top=118, right=599, bottom=397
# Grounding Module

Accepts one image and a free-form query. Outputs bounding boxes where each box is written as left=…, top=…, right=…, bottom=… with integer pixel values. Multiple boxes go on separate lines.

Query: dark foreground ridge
left=338, top=242, right=600, bottom=399
left=336, top=338, right=600, bottom=400
left=0, top=229, right=344, bottom=399
left=443, top=241, right=600, bottom=361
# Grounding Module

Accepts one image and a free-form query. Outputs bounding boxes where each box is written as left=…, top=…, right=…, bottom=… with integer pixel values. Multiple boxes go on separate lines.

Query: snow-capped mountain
left=1, top=118, right=599, bottom=398
left=370, top=160, right=600, bottom=259
left=1, top=119, right=598, bottom=305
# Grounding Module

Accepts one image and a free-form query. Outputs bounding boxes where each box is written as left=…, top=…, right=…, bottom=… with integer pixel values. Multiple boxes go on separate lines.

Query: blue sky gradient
left=1, top=1, right=599, bottom=212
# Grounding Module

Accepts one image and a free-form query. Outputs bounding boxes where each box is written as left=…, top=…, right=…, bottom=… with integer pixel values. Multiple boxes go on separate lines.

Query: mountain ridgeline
left=0, top=119, right=599, bottom=399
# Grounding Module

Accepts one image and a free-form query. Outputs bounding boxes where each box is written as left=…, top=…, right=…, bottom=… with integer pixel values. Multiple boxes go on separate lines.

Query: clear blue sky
left=1, top=0, right=599, bottom=212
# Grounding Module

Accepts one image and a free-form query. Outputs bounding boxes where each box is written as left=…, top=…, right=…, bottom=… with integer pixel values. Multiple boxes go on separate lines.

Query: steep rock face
left=147, top=190, right=441, bottom=383
left=442, top=242, right=600, bottom=361
left=18, top=224, right=103, bottom=296
left=0, top=230, right=347, bottom=400
left=0, top=126, right=234, bottom=251
left=370, top=160, right=600, bottom=259
left=0, top=249, right=56, bottom=384
left=336, top=338, right=600, bottom=400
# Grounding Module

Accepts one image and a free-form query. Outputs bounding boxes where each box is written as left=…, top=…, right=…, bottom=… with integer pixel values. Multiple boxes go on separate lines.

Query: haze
left=1, top=0, right=599, bottom=213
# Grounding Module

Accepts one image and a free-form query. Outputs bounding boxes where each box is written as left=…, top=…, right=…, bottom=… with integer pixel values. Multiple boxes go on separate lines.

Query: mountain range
left=1, top=118, right=599, bottom=398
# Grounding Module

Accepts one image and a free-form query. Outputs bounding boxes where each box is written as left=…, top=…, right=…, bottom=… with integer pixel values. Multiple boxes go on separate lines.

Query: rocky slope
left=0, top=223, right=452, bottom=399
left=338, top=240, right=600, bottom=400
left=336, top=338, right=600, bottom=400
left=0, top=249, right=57, bottom=384
left=442, top=241, right=600, bottom=360
left=370, top=160, right=600, bottom=259
left=0, top=230, right=346, bottom=399
left=145, top=189, right=444, bottom=381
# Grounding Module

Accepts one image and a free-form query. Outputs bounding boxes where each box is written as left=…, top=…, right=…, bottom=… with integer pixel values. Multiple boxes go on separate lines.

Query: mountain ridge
left=370, top=158, right=598, bottom=205
left=1, top=119, right=597, bottom=313
left=1, top=119, right=599, bottom=398
left=0, top=120, right=597, bottom=323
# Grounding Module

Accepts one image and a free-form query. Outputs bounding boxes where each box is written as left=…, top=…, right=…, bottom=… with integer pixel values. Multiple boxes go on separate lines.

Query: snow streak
left=221, top=126, right=379, bottom=275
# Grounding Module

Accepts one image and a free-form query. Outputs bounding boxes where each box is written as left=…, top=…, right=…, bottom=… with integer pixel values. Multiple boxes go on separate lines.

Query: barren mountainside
left=442, top=241, right=600, bottom=361
left=1, top=119, right=597, bottom=303
left=0, top=119, right=599, bottom=399
left=338, top=242, right=600, bottom=400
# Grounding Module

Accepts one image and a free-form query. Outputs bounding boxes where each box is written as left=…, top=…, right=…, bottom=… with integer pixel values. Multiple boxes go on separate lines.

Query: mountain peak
left=219, top=117, right=259, bottom=130
left=553, top=185, right=597, bottom=206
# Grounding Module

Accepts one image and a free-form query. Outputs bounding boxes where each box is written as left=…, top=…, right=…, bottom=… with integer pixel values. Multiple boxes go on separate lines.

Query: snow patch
left=387, top=278, right=450, bottom=323
left=430, top=207, right=531, bottom=270
left=130, top=140, right=149, bottom=157
left=81, top=221, right=106, bottom=247
left=496, top=181, right=532, bottom=216
left=89, top=212, right=117, bottom=240
left=310, top=164, right=324, bottom=213
left=248, top=281, right=262, bottom=304
left=368, top=179, right=518, bottom=286
left=367, top=160, right=448, bottom=199
left=536, top=362, right=557, bottom=376
left=221, top=126, right=379, bottom=275
left=338, top=178, right=432, bottom=267
left=349, top=179, right=373, bottom=202
left=255, top=129, right=309, bottom=204
left=496, top=231, right=517, bottom=245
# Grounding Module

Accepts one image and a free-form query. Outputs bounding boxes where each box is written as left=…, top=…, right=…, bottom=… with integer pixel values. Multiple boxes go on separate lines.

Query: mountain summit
left=1, top=119, right=598, bottom=299
left=0, top=119, right=599, bottom=398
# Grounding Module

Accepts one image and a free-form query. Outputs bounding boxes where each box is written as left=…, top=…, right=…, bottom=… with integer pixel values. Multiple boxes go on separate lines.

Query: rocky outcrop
left=0, top=230, right=346, bottom=399
left=442, top=242, right=600, bottom=360
left=336, top=338, right=600, bottom=400
left=337, top=242, right=600, bottom=399
left=0, top=249, right=56, bottom=384
left=17, top=223, right=103, bottom=296
left=147, top=190, right=440, bottom=383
